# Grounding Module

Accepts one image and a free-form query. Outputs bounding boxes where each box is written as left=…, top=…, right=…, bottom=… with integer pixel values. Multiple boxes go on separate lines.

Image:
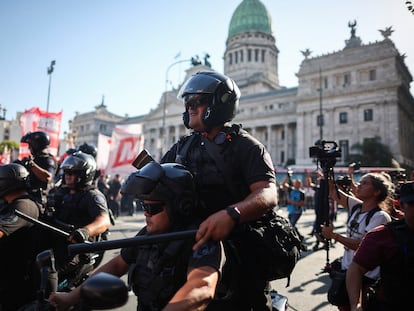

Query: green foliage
left=0, top=140, right=19, bottom=153
left=346, top=136, right=395, bottom=167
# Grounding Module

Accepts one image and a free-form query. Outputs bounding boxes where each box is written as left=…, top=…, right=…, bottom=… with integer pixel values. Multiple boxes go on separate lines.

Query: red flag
left=19, top=107, right=62, bottom=158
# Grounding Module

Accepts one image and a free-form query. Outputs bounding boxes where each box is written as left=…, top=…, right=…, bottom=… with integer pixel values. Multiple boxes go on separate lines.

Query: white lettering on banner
left=38, top=117, right=60, bottom=132
left=113, top=137, right=141, bottom=168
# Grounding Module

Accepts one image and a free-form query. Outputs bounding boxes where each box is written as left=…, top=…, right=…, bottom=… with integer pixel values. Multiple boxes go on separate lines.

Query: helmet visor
left=184, top=94, right=212, bottom=109
left=177, top=72, right=222, bottom=100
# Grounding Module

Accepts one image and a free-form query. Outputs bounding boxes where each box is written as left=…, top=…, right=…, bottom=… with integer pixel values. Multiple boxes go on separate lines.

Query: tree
left=0, top=140, right=19, bottom=153
left=346, top=136, right=395, bottom=167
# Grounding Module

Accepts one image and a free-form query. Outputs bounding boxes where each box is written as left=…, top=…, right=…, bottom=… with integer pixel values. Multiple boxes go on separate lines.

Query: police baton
left=15, top=209, right=71, bottom=238
left=68, top=229, right=198, bottom=255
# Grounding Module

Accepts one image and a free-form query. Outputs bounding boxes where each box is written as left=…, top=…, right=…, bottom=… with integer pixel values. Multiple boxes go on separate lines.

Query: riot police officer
left=46, top=151, right=111, bottom=283
left=49, top=162, right=225, bottom=310
left=19, top=131, right=57, bottom=203
left=0, top=163, right=43, bottom=310
left=161, top=71, right=278, bottom=310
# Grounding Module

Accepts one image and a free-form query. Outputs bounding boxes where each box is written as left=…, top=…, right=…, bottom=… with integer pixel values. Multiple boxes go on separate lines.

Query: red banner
left=19, top=107, right=62, bottom=158
left=105, top=124, right=143, bottom=179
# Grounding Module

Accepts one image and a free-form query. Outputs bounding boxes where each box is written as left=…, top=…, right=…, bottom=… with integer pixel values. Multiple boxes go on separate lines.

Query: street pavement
left=96, top=206, right=348, bottom=310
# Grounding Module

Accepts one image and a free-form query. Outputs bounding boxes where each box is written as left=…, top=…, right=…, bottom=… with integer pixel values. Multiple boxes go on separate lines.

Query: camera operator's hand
left=350, top=303, right=363, bottom=311
left=348, top=163, right=355, bottom=176
left=69, top=227, right=90, bottom=243
left=321, top=223, right=335, bottom=240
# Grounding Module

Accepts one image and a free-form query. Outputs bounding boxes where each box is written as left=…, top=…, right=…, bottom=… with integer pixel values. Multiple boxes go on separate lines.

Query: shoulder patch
left=193, top=241, right=217, bottom=259
left=94, top=194, right=106, bottom=205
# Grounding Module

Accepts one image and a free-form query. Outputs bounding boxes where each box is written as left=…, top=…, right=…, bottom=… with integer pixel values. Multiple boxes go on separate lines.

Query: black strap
left=349, top=204, right=381, bottom=226
left=200, top=136, right=240, bottom=199
left=175, top=134, right=196, bottom=165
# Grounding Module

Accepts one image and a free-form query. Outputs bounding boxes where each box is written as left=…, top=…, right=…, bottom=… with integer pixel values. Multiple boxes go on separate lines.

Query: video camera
left=309, top=140, right=341, bottom=159
left=309, top=140, right=341, bottom=169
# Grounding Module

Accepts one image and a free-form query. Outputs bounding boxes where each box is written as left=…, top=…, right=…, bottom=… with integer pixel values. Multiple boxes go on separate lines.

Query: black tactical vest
left=129, top=239, right=191, bottom=311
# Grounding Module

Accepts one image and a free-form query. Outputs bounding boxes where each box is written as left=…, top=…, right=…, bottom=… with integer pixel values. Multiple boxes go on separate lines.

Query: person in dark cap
left=347, top=181, right=414, bottom=311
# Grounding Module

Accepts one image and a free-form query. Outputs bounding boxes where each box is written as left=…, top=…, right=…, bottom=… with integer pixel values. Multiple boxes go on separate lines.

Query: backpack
left=246, top=210, right=302, bottom=286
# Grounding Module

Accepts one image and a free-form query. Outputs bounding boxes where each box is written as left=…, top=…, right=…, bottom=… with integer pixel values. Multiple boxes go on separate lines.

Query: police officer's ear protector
left=175, top=189, right=197, bottom=218
left=202, top=79, right=239, bottom=129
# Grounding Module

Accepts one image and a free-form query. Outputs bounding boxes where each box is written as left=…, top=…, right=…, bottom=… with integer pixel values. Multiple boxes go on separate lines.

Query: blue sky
left=1, top=0, right=414, bottom=135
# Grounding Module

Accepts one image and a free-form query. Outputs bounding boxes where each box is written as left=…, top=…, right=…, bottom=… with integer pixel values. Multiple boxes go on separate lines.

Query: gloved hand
left=21, top=157, right=34, bottom=169
left=70, top=227, right=90, bottom=243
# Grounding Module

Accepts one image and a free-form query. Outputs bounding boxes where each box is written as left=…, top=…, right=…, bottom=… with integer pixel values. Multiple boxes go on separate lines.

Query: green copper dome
left=228, top=0, right=272, bottom=38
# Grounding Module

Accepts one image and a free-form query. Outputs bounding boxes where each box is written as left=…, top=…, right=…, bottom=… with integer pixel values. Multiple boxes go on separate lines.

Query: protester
left=161, top=71, right=278, bottom=310
left=97, top=174, right=109, bottom=198
left=322, top=172, right=393, bottom=311
left=346, top=181, right=414, bottom=311
left=283, top=178, right=305, bottom=239
left=49, top=162, right=225, bottom=310
left=108, top=173, right=122, bottom=218
left=304, top=172, right=315, bottom=211
left=0, top=163, right=43, bottom=310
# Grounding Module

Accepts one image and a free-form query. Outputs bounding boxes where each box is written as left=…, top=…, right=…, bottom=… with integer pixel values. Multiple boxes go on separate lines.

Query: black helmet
left=78, top=143, right=98, bottom=159
left=0, top=163, right=30, bottom=197
left=121, top=162, right=197, bottom=225
left=178, top=71, right=241, bottom=130
left=60, top=151, right=97, bottom=187
left=21, top=131, right=50, bottom=153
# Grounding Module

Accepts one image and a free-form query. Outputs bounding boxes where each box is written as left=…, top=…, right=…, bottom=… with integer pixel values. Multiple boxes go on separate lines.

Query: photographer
left=321, top=172, right=393, bottom=310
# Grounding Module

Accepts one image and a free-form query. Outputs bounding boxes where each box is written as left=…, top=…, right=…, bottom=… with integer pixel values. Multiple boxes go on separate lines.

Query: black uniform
left=48, top=186, right=109, bottom=274
left=0, top=195, right=42, bottom=310
left=162, top=124, right=276, bottom=310
left=121, top=226, right=225, bottom=311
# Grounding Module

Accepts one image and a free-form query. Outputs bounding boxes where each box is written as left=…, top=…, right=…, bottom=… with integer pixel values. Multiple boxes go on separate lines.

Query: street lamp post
left=160, top=58, right=192, bottom=158
left=46, top=60, right=56, bottom=112
left=318, top=68, right=323, bottom=141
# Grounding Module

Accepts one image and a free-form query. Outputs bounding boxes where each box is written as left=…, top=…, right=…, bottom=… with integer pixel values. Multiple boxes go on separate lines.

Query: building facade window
left=240, top=50, right=244, bottom=62
left=229, top=53, right=233, bottom=65
left=281, top=129, right=285, bottom=140
left=248, top=49, right=252, bottom=62
left=261, top=50, right=265, bottom=62
left=364, top=109, right=373, bottom=121
left=324, top=77, right=328, bottom=89
left=339, top=112, right=348, bottom=124
left=317, top=114, right=324, bottom=126
left=344, top=73, right=350, bottom=86
left=369, top=69, right=376, bottom=81
left=255, top=49, right=259, bottom=61
left=339, top=140, right=349, bottom=162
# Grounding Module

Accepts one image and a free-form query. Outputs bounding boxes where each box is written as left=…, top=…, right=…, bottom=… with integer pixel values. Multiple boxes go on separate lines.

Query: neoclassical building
left=69, top=0, right=414, bottom=169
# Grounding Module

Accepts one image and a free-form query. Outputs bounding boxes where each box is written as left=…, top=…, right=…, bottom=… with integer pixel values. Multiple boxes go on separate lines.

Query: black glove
left=71, top=228, right=90, bottom=243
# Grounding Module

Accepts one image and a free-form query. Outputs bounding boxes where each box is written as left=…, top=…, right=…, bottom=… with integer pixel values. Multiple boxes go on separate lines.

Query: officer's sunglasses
left=184, top=94, right=211, bottom=109
left=139, top=200, right=165, bottom=216
left=64, top=170, right=77, bottom=176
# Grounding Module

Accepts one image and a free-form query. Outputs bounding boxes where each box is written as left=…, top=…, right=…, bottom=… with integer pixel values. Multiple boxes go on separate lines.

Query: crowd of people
left=1, top=70, right=413, bottom=310
left=277, top=161, right=414, bottom=310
